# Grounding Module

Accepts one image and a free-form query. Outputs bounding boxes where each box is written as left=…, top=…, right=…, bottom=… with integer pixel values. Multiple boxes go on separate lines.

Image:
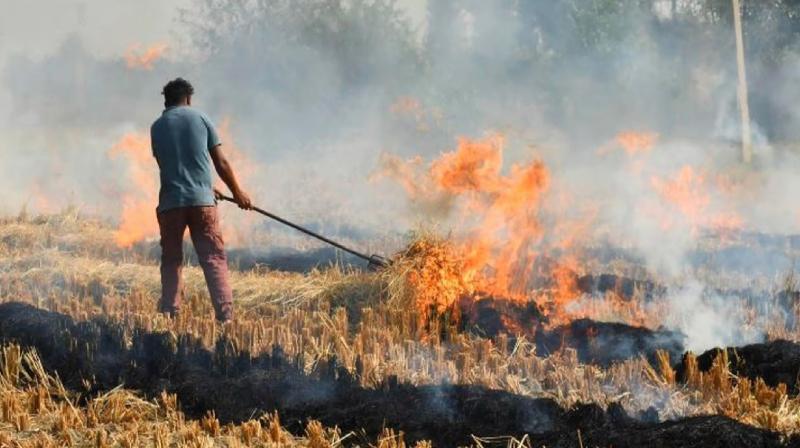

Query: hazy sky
left=0, top=0, right=427, bottom=61
left=0, top=0, right=184, bottom=61
left=0, top=0, right=427, bottom=114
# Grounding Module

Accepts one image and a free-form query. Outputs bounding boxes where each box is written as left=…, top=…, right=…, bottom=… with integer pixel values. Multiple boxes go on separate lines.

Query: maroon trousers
left=157, top=206, right=233, bottom=321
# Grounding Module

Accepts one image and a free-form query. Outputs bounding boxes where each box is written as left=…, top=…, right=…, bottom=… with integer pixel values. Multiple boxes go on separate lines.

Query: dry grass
left=1, top=211, right=800, bottom=444
left=0, top=343, right=440, bottom=448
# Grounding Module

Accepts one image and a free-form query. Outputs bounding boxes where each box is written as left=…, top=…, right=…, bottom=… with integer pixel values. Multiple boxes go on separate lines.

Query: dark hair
left=162, top=78, right=194, bottom=107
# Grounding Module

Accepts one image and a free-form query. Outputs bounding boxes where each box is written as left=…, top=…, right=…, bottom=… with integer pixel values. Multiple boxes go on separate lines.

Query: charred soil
left=676, top=339, right=800, bottom=394
left=460, top=295, right=685, bottom=366
left=0, top=302, right=795, bottom=447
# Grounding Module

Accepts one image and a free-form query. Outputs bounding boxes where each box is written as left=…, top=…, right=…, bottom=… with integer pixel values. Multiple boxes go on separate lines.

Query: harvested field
left=676, top=339, right=800, bottom=394
left=8, top=2, right=800, bottom=446
left=2, top=214, right=800, bottom=446
left=1, top=303, right=798, bottom=447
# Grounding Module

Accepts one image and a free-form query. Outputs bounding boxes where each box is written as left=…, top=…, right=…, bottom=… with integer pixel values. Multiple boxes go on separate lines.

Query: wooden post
left=732, top=0, right=752, bottom=164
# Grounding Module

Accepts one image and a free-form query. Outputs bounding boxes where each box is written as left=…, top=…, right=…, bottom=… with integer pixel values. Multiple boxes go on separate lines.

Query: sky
left=0, top=1, right=184, bottom=60
left=0, top=0, right=427, bottom=59
left=0, top=0, right=427, bottom=115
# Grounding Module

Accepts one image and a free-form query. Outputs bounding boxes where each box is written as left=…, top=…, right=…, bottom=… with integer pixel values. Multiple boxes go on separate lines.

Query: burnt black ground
left=460, top=296, right=686, bottom=367
left=536, top=318, right=685, bottom=367
left=676, top=339, right=800, bottom=394
left=576, top=273, right=667, bottom=301
left=0, top=302, right=796, bottom=447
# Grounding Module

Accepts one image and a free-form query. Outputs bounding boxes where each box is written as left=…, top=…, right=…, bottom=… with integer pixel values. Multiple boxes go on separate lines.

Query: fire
left=550, top=257, right=581, bottom=311
left=709, top=213, right=744, bottom=234
left=598, top=131, right=658, bottom=157
left=124, top=43, right=168, bottom=70
left=650, top=165, right=744, bottom=234
left=216, top=118, right=259, bottom=191
left=379, top=135, right=590, bottom=323
left=428, top=135, right=550, bottom=297
left=397, top=236, right=474, bottom=325
left=382, top=132, right=750, bottom=331
left=107, top=132, right=158, bottom=248
left=651, top=165, right=710, bottom=230
left=615, top=132, right=658, bottom=156
left=373, top=153, right=426, bottom=199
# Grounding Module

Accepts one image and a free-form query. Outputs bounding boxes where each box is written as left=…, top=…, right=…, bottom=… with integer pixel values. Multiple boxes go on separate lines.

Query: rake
left=217, top=195, right=391, bottom=270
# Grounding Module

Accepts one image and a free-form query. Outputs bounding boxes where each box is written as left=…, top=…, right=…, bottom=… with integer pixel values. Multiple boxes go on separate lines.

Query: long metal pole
left=732, top=0, right=752, bottom=164
left=217, top=195, right=377, bottom=263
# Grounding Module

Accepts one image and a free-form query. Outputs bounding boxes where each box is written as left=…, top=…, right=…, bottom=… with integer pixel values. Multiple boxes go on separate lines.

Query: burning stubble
left=376, top=129, right=794, bottom=352
left=6, top=4, right=800, bottom=441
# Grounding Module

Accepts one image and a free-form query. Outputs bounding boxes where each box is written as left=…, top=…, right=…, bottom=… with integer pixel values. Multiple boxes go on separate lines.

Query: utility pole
left=732, top=0, right=752, bottom=164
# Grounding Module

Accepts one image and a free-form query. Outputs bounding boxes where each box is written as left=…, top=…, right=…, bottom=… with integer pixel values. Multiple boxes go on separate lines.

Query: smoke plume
left=4, top=0, right=800, bottom=351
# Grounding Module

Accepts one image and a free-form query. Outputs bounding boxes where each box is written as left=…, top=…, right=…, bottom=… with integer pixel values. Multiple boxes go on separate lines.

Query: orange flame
left=615, top=131, right=658, bottom=156
left=598, top=131, right=659, bottom=157
left=431, top=136, right=550, bottom=297
left=650, top=165, right=744, bottom=234
left=107, top=132, right=158, bottom=248
left=379, top=135, right=592, bottom=321
left=651, top=165, right=710, bottom=230
left=400, top=236, right=474, bottom=325
left=382, top=131, right=753, bottom=330
left=550, top=258, right=580, bottom=311
left=124, top=43, right=168, bottom=70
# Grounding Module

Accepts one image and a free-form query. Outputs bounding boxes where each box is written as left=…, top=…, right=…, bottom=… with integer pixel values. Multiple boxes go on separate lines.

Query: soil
left=460, top=296, right=685, bottom=367
left=536, top=318, right=685, bottom=367
left=576, top=273, right=666, bottom=301
left=0, top=302, right=796, bottom=447
left=676, top=339, right=800, bottom=394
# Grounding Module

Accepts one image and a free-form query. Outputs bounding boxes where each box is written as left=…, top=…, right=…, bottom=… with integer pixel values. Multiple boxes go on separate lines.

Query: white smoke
left=666, top=281, right=763, bottom=352
left=2, top=0, right=800, bottom=349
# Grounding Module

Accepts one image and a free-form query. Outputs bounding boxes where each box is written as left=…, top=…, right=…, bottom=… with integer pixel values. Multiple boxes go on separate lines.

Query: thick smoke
left=3, top=0, right=800, bottom=351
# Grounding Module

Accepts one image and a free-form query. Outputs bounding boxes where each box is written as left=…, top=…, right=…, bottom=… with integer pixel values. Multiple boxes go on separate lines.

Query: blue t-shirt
left=150, top=106, right=220, bottom=213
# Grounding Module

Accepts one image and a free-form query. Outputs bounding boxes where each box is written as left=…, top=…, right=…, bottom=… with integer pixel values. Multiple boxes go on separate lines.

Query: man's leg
left=157, top=208, right=187, bottom=316
left=188, top=206, right=233, bottom=321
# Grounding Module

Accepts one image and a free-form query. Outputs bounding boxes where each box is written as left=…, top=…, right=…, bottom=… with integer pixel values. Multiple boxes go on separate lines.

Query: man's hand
left=214, top=186, right=252, bottom=209
left=210, top=146, right=252, bottom=210
left=232, top=189, right=252, bottom=210
left=213, top=187, right=225, bottom=201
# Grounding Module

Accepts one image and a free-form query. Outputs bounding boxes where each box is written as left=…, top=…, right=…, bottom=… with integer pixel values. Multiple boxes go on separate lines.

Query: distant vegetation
left=182, top=0, right=800, bottom=142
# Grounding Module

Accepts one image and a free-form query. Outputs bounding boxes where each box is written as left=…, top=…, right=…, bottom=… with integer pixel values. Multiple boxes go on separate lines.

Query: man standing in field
left=150, top=78, right=252, bottom=322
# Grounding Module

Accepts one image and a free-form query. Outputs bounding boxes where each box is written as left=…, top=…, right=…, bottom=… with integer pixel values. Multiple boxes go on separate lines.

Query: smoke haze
left=3, top=0, right=800, bottom=351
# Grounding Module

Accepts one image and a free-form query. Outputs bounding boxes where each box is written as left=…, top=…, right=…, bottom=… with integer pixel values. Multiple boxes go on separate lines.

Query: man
left=150, top=78, right=252, bottom=322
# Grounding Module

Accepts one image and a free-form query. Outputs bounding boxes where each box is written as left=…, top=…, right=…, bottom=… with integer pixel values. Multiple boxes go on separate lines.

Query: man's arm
left=210, top=145, right=252, bottom=209
left=150, top=128, right=161, bottom=166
